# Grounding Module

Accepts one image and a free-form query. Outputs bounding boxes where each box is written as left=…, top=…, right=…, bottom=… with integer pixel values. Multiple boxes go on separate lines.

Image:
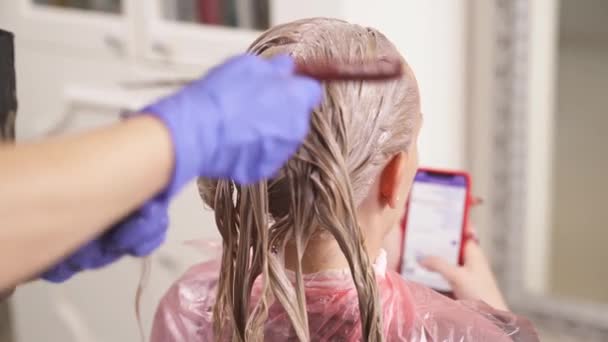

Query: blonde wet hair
left=198, top=17, right=421, bottom=341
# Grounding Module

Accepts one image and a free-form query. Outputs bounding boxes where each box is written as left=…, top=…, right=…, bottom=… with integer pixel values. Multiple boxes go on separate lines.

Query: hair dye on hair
left=198, top=18, right=420, bottom=342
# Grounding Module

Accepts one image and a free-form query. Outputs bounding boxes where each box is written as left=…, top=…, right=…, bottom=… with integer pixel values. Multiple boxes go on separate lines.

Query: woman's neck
left=284, top=231, right=384, bottom=274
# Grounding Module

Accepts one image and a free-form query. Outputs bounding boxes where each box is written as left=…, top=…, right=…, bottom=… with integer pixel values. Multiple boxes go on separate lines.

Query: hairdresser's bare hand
left=420, top=227, right=508, bottom=311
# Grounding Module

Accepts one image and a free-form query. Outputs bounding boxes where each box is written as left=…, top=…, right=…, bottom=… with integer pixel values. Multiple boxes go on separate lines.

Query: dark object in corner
left=0, top=28, right=16, bottom=342
left=0, top=29, right=17, bottom=142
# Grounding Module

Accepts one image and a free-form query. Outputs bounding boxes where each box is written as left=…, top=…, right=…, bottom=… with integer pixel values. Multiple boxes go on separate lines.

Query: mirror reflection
left=548, top=0, right=608, bottom=304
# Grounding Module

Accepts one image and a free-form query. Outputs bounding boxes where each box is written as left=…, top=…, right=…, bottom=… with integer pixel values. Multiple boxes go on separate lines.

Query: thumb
left=268, top=54, right=295, bottom=74
left=419, top=256, right=462, bottom=284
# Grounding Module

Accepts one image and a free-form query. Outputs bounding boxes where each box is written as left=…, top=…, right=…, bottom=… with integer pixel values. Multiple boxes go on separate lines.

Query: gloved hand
left=42, top=54, right=322, bottom=282
left=42, top=199, right=168, bottom=282
left=143, top=53, right=323, bottom=194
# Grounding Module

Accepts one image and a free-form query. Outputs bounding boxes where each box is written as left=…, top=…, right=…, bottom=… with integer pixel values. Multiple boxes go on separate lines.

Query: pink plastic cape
left=150, top=250, right=539, bottom=341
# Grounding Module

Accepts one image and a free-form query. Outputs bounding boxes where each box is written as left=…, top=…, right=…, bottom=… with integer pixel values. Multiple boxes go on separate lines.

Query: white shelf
left=63, top=82, right=175, bottom=112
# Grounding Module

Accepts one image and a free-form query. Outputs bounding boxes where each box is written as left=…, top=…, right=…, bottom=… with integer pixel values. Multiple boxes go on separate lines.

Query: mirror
left=548, top=0, right=608, bottom=305
left=470, top=0, right=608, bottom=340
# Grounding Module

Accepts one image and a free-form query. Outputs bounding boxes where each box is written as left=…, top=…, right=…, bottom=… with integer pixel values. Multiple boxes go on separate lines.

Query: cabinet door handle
left=151, top=41, right=173, bottom=63
left=104, top=34, right=125, bottom=55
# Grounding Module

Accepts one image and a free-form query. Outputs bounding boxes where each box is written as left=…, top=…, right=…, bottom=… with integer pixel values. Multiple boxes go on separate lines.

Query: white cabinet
left=139, top=0, right=263, bottom=66
left=4, top=1, right=128, bottom=61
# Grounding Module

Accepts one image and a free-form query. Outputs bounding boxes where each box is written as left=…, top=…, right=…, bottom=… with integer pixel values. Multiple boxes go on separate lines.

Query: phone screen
left=400, top=170, right=468, bottom=291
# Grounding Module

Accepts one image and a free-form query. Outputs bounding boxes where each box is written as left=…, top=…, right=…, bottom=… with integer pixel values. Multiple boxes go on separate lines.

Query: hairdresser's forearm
left=0, top=116, right=173, bottom=287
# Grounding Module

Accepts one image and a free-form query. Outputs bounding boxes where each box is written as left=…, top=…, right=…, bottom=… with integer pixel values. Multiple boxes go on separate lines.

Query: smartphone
left=399, top=168, right=471, bottom=292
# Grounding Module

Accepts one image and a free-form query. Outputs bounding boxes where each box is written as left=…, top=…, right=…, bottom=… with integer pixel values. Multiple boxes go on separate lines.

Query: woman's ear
left=379, top=152, right=408, bottom=208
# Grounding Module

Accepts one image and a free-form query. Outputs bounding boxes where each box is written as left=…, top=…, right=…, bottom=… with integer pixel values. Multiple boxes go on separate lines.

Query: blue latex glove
left=42, top=54, right=322, bottom=282
left=42, top=199, right=168, bottom=282
left=144, top=53, right=322, bottom=193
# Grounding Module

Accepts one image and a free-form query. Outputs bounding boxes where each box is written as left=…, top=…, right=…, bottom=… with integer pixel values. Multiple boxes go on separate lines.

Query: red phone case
left=397, top=168, right=472, bottom=275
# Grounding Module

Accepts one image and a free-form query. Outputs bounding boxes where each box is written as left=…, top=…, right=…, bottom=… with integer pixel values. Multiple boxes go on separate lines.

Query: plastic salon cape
left=150, top=249, right=539, bottom=341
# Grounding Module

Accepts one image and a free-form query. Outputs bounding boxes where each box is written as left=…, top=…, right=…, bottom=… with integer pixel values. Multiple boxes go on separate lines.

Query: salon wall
left=0, top=1, right=467, bottom=341
left=351, top=1, right=467, bottom=169
left=279, top=0, right=468, bottom=169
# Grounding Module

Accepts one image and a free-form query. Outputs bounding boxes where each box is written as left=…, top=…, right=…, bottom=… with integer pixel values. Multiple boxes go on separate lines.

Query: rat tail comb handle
left=120, top=58, right=403, bottom=89
left=295, top=57, right=403, bottom=81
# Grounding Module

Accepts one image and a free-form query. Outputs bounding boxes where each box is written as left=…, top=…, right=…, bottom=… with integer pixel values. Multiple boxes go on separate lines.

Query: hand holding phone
left=419, top=228, right=509, bottom=310
left=399, top=168, right=471, bottom=292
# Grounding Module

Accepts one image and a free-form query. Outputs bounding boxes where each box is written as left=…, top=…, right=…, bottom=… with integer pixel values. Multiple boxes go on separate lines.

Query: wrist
left=124, top=115, right=174, bottom=195
left=139, top=88, right=220, bottom=196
